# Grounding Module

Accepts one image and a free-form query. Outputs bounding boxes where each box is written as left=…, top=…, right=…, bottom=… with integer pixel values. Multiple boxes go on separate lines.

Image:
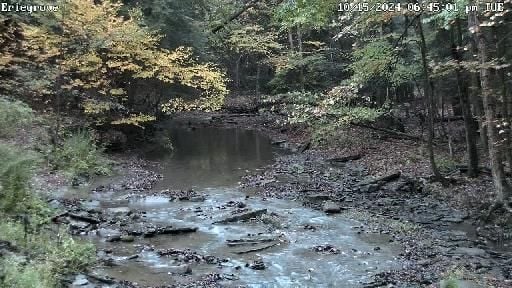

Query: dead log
left=298, top=141, right=311, bottom=153
left=437, top=115, right=464, bottom=122
left=327, top=154, right=361, bottom=164
left=51, top=211, right=69, bottom=222
left=213, top=209, right=267, bottom=224
left=67, top=212, right=101, bottom=224
left=232, top=241, right=280, bottom=254
left=351, top=122, right=422, bottom=141
left=158, top=227, right=198, bottom=235
left=86, top=274, right=116, bottom=285
left=358, top=172, right=401, bottom=190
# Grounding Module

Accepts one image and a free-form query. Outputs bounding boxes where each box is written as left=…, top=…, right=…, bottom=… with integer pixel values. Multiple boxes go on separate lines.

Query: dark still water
left=145, top=124, right=274, bottom=190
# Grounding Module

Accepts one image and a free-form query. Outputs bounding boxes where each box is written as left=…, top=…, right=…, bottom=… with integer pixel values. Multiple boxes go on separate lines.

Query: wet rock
left=106, top=207, right=132, bottom=216
left=323, top=201, right=341, bottom=214
left=213, top=209, right=267, bottom=224
left=306, top=194, right=332, bottom=202
left=71, top=274, right=89, bottom=286
left=313, top=244, right=340, bottom=254
left=97, top=228, right=121, bottom=239
left=303, top=224, right=317, bottom=231
left=168, top=264, right=192, bottom=275
left=189, top=196, right=206, bottom=202
left=120, top=235, right=135, bottom=242
left=413, top=214, right=443, bottom=224
left=451, top=247, right=486, bottom=257
left=158, top=248, right=224, bottom=264
left=47, top=199, right=62, bottom=209
left=69, top=220, right=90, bottom=230
left=441, top=216, right=464, bottom=223
left=249, top=258, right=266, bottom=270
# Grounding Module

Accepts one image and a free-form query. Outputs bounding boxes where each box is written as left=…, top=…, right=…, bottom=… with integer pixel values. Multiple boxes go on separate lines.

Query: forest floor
left=25, top=110, right=512, bottom=287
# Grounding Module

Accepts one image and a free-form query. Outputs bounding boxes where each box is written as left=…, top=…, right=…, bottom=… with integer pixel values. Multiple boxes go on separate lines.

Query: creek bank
left=48, top=111, right=512, bottom=287
left=175, top=111, right=512, bottom=286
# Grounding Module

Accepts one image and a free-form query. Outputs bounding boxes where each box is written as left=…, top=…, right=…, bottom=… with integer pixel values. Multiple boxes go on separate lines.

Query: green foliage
left=1, top=256, right=57, bottom=288
left=269, top=52, right=338, bottom=93
left=0, top=220, right=95, bottom=288
left=350, top=40, right=395, bottom=85
left=226, top=25, right=282, bottom=56
left=0, top=97, right=34, bottom=137
left=264, top=88, right=384, bottom=145
left=273, top=0, right=338, bottom=29
left=50, top=130, right=111, bottom=178
left=0, top=144, right=40, bottom=215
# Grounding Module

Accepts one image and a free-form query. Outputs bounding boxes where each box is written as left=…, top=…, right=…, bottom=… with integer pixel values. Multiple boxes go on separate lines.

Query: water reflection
left=146, top=124, right=274, bottom=190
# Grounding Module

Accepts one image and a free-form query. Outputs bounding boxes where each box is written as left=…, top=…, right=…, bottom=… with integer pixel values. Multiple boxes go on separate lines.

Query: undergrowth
left=0, top=141, right=96, bottom=287
left=0, top=97, right=34, bottom=137
left=49, top=130, right=111, bottom=179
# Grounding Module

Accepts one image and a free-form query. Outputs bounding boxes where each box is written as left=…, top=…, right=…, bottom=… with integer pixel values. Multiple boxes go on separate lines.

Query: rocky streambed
left=49, top=117, right=512, bottom=287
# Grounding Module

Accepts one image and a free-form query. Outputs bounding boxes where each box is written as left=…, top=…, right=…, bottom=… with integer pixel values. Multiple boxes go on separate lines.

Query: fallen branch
left=351, top=122, right=423, bottom=141
left=327, top=154, right=361, bottom=164
left=232, top=241, right=280, bottom=254
left=359, top=172, right=401, bottom=188
left=212, top=0, right=260, bottom=34
left=67, top=212, right=101, bottom=224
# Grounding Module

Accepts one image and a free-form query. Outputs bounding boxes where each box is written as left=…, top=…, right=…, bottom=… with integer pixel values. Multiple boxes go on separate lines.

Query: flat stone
left=323, top=201, right=342, bottom=214
left=106, top=207, right=132, bottom=215
left=306, top=194, right=331, bottom=202
left=69, top=220, right=90, bottom=230
left=97, top=228, right=121, bottom=238
left=168, top=264, right=192, bottom=275
left=188, top=196, right=206, bottom=202
left=441, top=216, right=464, bottom=223
left=452, top=247, right=486, bottom=257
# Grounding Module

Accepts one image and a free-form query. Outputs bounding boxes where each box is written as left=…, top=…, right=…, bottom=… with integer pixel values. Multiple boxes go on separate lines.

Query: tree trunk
left=256, top=63, right=260, bottom=96
left=468, top=19, right=489, bottom=153
left=475, top=15, right=511, bottom=203
left=235, top=55, right=242, bottom=90
left=495, top=27, right=512, bottom=171
left=417, top=16, right=442, bottom=180
left=455, top=18, right=479, bottom=177
left=297, top=26, right=305, bottom=92
left=288, top=29, right=294, bottom=50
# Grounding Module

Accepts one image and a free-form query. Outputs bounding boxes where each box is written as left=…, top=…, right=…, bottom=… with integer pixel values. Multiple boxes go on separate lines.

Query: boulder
left=323, top=201, right=342, bottom=214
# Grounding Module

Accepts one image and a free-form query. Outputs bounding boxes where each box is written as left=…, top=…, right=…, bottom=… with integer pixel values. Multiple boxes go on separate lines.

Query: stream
left=70, top=125, right=400, bottom=287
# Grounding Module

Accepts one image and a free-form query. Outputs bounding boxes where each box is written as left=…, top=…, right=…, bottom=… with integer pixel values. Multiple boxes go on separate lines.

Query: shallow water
left=84, top=125, right=399, bottom=287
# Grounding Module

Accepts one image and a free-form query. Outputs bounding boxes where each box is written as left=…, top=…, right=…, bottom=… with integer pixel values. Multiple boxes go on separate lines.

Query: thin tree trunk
left=455, top=18, right=479, bottom=177
left=288, top=29, right=294, bottom=50
left=297, top=26, right=305, bottom=91
left=475, top=14, right=511, bottom=204
left=235, top=55, right=242, bottom=90
left=256, top=63, right=260, bottom=96
left=417, top=16, right=442, bottom=180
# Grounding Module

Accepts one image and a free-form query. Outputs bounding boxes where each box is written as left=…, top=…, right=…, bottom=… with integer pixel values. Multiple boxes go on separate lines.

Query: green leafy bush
left=1, top=257, right=57, bottom=288
left=0, top=221, right=95, bottom=288
left=0, top=97, right=34, bottom=137
left=0, top=144, right=40, bottom=215
left=50, top=130, right=111, bottom=178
